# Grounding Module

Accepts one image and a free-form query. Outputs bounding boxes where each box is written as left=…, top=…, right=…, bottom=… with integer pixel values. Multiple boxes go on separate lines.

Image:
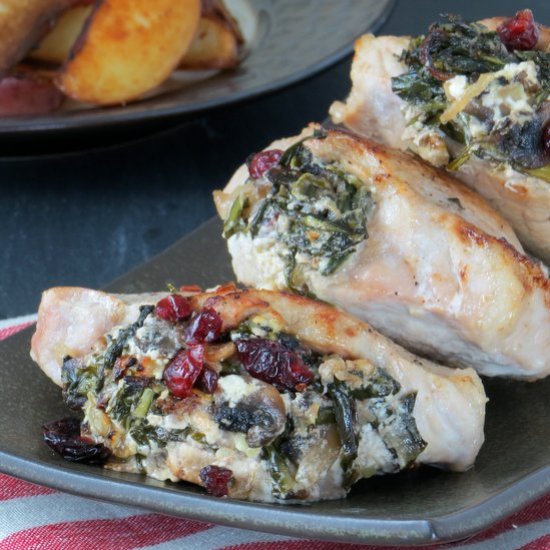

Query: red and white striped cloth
left=1, top=318, right=549, bottom=550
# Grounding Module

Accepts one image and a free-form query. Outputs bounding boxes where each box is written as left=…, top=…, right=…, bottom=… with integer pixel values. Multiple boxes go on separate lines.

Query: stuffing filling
left=217, top=133, right=376, bottom=295
left=391, top=12, right=550, bottom=181
left=45, top=293, right=426, bottom=503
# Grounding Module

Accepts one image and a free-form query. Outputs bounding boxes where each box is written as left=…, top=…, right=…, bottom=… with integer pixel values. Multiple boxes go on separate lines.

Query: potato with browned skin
left=180, top=0, right=244, bottom=70
left=0, top=0, right=75, bottom=78
left=28, top=4, right=93, bottom=65
left=30, top=0, right=243, bottom=70
left=56, top=0, right=201, bottom=105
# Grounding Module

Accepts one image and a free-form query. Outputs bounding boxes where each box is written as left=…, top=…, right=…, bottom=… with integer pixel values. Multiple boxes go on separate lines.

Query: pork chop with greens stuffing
left=214, top=125, right=550, bottom=380
left=330, top=10, right=550, bottom=264
left=31, top=285, right=486, bottom=503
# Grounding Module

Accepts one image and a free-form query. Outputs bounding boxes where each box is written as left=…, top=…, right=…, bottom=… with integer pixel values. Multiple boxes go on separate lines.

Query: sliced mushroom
left=214, top=376, right=287, bottom=447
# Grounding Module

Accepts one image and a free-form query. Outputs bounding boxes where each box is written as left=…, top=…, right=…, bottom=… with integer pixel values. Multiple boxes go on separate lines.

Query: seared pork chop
left=31, top=285, right=485, bottom=502
left=215, top=125, right=550, bottom=379
left=330, top=13, right=550, bottom=264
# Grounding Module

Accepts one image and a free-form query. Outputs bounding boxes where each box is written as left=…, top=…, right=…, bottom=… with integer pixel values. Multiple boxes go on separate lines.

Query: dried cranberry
left=163, top=346, right=204, bottom=398
left=199, top=465, right=233, bottom=497
left=187, top=344, right=205, bottom=365
left=155, top=294, right=193, bottom=323
left=42, top=418, right=110, bottom=464
left=185, top=308, right=223, bottom=344
left=195, top=366, right=219, bottom=394
left=248, top=149, right=284, bottom=179
left=497, top=10, right=539, bottom=51
left=235, top=338, right=314, bottom=391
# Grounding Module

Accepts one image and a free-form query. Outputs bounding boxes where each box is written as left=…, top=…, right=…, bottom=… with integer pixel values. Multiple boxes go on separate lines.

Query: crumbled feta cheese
left=481, top=61, right=539, bottom=128
left=218, top=375, right=256, bottom=406
left=403, top=125, right=448, bottom=167
left=444, top=61, right=539, bottom=135
left=466, top=115, right=487, bottom=140
left=444, top=74, right=469, bottom=101
left=228, top=232, right=290, bottom=290
left=500, top=60, right=538, bottom=84
left=355, top=424, right=396, bottom=474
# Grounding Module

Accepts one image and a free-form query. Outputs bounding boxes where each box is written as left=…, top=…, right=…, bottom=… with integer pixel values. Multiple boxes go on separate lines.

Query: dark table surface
left=1, top=0, right=547, bottom=320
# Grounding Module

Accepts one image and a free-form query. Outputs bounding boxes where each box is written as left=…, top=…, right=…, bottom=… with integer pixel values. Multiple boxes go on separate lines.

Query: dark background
left=1, top=0, right=547, bottom=320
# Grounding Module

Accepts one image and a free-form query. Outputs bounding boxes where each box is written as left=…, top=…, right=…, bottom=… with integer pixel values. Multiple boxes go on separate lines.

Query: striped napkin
left=1, top=318, right=549, bottom=550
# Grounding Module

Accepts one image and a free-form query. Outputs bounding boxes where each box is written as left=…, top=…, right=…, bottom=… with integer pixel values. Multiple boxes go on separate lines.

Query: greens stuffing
left=57, top=301, right=425, bottom=501
left=223, top=133, right=375, bottom=293
left=391, top=14, right=550, bottom=180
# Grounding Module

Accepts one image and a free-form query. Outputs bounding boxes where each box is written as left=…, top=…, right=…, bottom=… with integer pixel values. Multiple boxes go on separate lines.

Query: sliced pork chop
left=31, top=287, right=170, bottom=386
left=330, top=15, right=550, bottom=264
left=31, top=285, right=485, bottom=502
left=215, top=125, right=550, bottom=380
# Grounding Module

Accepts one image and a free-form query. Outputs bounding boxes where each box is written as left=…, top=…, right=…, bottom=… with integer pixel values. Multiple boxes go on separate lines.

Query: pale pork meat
left=31, top=287, right=169, bottom=386
left=215, top=125, right=550, bottom=379
left=330, top=14, right=550, bottom=264
left=31, top=285, right=486, bottom=502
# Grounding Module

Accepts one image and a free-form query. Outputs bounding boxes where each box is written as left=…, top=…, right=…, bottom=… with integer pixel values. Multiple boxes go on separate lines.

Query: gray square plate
left=1, top=218, right=549, bottom=546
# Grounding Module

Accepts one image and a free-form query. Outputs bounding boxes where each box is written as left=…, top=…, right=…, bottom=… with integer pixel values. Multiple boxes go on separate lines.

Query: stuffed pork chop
left=214, top=125, right=550, bottom=380
left=330, top=11, right=550, bottom=264
left=31, top=285, right=485, bottom=503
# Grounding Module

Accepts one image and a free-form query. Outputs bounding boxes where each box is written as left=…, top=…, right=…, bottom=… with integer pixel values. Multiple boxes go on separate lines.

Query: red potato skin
left=0, top=72, right=64, bottom=116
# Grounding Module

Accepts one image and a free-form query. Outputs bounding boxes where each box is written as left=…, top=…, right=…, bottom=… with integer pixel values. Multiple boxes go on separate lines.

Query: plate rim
left=0, top=0, right=396, bottom=135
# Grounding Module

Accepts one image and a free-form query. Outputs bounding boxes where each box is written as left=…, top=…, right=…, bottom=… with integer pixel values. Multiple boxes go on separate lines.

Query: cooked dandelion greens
left=227, top=142, right=375, bottom=291
left=391, top=15, right=550, bottom=176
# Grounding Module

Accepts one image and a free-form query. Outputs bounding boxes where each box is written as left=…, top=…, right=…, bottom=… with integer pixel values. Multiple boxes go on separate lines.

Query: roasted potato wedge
left=29, top=5, right=93, bottom=65
left=0, top=66, right=64, bottom=116
left=31, top=0, right=244, bottom=70
left=56, top=0, right=201, bottom=105
left=179, top=16, right=242, bottom=70
left=180, top=0, right=244, bottom=69
left=0, top=0, right=74, bottom=78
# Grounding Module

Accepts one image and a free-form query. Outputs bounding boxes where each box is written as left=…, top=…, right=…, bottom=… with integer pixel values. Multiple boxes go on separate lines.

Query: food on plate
left=31, top=285, right=486, bottom=502
left=179, top=0, right=244, bottom=70
left=56, top=0, right=201, bottom=105
left=30, top=0, right=244, bottom=71
left=28, top=4, right=93, bottom=65
left=330, top=11, right=550, bottom=264
left=0, top=0, right=244, bottom=114
left=0, top=67, right=64, bottom=116
left=214, top=125, right=550, bottom=380
left=0, top=0, right=74, bottom=78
